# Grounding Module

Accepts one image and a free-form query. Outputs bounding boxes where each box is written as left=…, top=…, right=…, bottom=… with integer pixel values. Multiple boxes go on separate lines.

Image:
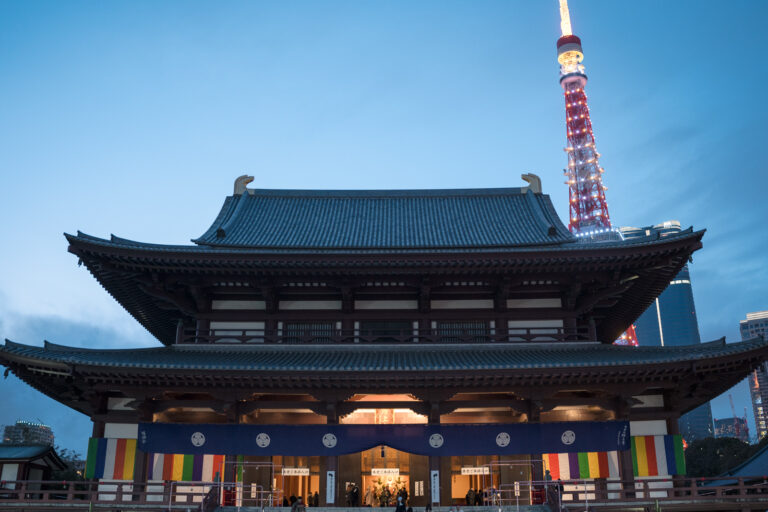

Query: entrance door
left=360, top=445, right=423, bottom=507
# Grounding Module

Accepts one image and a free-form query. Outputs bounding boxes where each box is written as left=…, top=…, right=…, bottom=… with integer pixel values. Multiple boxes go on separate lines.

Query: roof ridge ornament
left=521, top=173, right=542, bottom=194
left=234, top=175, right=254, bottom=195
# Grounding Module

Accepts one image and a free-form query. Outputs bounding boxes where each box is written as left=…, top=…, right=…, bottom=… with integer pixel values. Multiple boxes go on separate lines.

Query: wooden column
left=195, top=318, right=210, bottom=341
left=587, top=316, right=597, bottom=341
left=528, top=404, right=544, bottom=482
left=323, top=402, right=339, bottom=506
left=615, top=398, right=635, bottom=498
left=564, top=316, right=578, bottom=339
left=665, top=395, right=684, bottom=494
left=175, top=319, right=185, bottom=344
left=427, top=402, right=447, bottom=505
left=91, top=419, right=105, bottom=438
left=133, top=400, right=154, bottom=492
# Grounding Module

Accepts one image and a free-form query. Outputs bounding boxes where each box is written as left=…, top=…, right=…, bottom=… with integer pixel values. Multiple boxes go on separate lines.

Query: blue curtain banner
left=138, top=421, right=630, bottom=456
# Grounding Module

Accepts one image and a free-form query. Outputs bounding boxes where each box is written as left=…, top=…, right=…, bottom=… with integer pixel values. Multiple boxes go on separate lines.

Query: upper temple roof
left=192, top=186, right=576, bottom=250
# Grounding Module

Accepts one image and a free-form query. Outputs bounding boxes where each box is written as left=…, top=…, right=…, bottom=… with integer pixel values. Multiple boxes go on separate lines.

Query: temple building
left=2, top=174, right=766, bottom=506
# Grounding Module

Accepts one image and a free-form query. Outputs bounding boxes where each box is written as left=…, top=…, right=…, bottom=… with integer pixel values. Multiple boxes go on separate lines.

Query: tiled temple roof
left=192, top=188, right=575, bottom=251
left=3, top=337, right=766, bottom=373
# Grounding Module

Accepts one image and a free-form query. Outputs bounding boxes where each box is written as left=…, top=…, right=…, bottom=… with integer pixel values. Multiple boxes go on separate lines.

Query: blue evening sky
left=1, top=1, right=766, bottom=452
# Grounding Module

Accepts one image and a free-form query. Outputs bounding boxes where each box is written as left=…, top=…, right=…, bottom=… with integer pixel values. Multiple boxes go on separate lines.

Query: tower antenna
left=559, top=0, right=573, bottom=36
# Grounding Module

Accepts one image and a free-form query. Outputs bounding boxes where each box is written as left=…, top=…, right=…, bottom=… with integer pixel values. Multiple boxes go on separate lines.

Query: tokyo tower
left=555, top=0, right=638, bottom=345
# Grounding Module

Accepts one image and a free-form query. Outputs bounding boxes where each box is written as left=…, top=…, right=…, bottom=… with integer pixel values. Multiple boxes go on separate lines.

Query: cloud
left=0, top=311, right=159, bottom=452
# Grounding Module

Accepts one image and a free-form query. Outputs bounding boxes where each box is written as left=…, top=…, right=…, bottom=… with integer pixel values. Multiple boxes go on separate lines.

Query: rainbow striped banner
left=543, top=451, right=619, bottom=480
left=631, top=434, right=686, bottom=477
left=85, top=438, right=137, bottom=480
left=150, top=453, right=225, bottom=482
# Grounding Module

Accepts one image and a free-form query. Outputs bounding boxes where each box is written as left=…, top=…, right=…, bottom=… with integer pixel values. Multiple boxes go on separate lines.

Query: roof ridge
left=242, top=187, right=529, bottom=198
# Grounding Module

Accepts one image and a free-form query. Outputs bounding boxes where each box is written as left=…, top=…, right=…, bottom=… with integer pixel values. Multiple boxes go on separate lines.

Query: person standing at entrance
left=380, top=487, right=390, bottom=507
left=291, top=496, right=306, bottom=512
left=395, top=496, right=406, bottom=512
left=364, top=485, right=373, bottom=506
left=352, top=483, right=360, bottom=506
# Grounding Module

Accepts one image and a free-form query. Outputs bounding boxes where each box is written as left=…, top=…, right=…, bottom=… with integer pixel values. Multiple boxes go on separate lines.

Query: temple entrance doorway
left=339, top=397, right=431, bottom=507
left=274, top=456, right=320, bottom=505
left=449, top=455, right=532, bottom=506
left=358, top=445, right=427, bottom=507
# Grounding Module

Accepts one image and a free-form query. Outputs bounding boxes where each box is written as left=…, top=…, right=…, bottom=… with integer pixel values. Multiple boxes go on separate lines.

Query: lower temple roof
left=3, top=337, right=766, bottom=418
left=2, top=336, right=766, bottom=372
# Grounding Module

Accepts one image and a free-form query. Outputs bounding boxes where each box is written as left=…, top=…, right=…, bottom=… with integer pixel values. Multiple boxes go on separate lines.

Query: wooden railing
left=180, top=327, right=591, bottom=345
left=4, top=477, right=768, bottom=510
left=0, top=480, right=283, bottom=511
left=0, top=480, right=212, bottom=510
left=494, top=477, right=768, bottom=509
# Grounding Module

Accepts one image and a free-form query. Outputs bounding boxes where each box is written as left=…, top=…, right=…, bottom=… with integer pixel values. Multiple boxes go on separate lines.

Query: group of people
left=463, top=488, right=483, bottom=506
left=282, top=492, right=319, bottom=510
left=363, top=483, right=408, bottom=507
left=345, top=483, right=361, bottom=506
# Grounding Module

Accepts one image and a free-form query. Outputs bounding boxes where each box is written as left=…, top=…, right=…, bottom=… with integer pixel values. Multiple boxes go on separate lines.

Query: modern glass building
left=714, top=417, right=749, bottom=443
left=2, top=420, right=54, bottom=446
left=741, top=311, right=768, bottom=440
left=621, top=221, right=715, bottom=443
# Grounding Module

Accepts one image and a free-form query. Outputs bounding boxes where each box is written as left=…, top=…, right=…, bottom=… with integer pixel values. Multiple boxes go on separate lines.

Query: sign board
left=371, top=468, right=399, bottom=477
left=430, top=470, right=440, bottom=504
left=414, top=481, right=424, bottom=497
left=326, top=471, right=336, bottom=504
left=283, top=467, right=310, bottom=476
left=460, top=466, right=490, bottom=475
left=514, top=481, right=520, bottom=497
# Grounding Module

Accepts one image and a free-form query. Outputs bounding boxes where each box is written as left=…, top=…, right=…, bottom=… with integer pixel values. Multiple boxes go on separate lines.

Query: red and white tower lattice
left=557, top=0, right=611, bottom=236
left=556, top=0, right=637, bottom=345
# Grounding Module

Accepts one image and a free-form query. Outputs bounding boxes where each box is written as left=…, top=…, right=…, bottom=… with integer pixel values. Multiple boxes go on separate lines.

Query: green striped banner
left=85, top=438, right=100, bottom=479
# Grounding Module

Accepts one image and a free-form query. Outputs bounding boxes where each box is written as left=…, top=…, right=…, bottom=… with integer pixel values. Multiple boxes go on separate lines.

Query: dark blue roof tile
left=193, top=188, right=576, bottom=250
left=2, top=337, right=765, bottom=373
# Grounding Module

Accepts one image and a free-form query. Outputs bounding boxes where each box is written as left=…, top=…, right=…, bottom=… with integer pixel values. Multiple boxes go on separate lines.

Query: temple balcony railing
left=179, top=327, right=592, bottom=345
left=4, top=477, right=768, bottom=510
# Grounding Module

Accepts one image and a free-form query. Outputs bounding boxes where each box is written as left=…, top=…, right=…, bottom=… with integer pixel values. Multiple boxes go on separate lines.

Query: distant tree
left=50, top=446, right=84, bottom=481
left=685, top=437, right=753, bottom=477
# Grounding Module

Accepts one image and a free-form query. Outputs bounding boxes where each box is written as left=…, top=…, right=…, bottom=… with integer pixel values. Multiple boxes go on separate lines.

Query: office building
left=621, top=221, right=714, bottom=442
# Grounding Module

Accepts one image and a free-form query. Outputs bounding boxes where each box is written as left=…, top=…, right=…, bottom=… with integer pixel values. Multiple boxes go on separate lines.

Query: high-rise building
left=2, top=420, right=54, bottom=446
left=741, top=310, right=768, bottom=439
left=621, top=221, right=714, bottom=443
left=714, top=417, right=749, bottom=443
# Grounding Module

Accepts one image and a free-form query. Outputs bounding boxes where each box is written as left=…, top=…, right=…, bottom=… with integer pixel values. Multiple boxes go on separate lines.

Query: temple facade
left=2, top=175, right=766, bottom=506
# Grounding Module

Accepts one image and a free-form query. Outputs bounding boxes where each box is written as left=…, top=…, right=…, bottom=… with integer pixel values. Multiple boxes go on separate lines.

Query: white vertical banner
left=430, top=470, right=440, bottom=504
left=326, top=471, right=336, bottom=504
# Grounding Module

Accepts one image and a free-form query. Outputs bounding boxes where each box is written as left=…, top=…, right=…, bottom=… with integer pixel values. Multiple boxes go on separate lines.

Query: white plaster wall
left=629, top=420, right=668, bottom=436
left=279, top=301, right=342, bottom=310
left=634, top=478, right=674, bottom=499
left=631, top=395, right=664, bottom=408
left=431, top=299, right=493, bottom=309
left=507, top=319, right=564, bottom=328
left=211, top=300, right=265, bottom=310
left=354, top=300, right=418, bottom=310
left=97, top=481, right=133, bottom=502
left=506, top=298, right=562, bottom=308
left=209, top=321, right=265, bottom=331
left=0, top=463, right=19, bottom=485
left=104, top=423, right=138, bottom=439
left=107, top=397, right=135, bottom=411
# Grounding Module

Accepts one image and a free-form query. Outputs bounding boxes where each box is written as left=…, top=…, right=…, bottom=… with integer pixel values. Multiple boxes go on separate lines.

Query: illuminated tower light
left=556, top=0, right=636, bottom=345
